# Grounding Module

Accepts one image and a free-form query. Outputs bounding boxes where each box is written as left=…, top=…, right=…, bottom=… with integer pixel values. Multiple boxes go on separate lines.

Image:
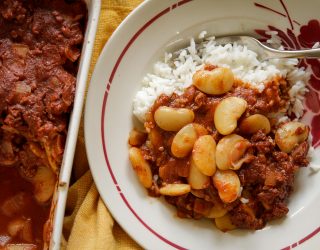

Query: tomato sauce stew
left=0, top=0, right=87, bottom=248
left=128, top=66, right=310, bottom=231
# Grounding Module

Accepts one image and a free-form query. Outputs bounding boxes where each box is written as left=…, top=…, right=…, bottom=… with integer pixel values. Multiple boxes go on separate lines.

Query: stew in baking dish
left=0, top=0, right=87, bottom=248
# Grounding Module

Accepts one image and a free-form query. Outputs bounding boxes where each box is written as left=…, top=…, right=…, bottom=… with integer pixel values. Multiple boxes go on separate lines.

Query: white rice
left=133, top=32, right=311, bottom=122
left=308, top=134, right=319, bottom=172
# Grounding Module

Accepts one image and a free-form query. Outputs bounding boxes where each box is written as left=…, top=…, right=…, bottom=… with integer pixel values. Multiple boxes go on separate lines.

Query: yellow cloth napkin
left=62, top=1, right=143, bottom=249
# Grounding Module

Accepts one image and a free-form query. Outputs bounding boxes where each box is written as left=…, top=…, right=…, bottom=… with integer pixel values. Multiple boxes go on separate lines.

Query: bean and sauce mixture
left=0, top=0, right=86, bottom=249
left=129, top=65, right=310, bottom=231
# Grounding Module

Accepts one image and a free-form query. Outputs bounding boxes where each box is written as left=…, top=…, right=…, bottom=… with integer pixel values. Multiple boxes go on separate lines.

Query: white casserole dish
left=48, top=1, right=101, bottom=249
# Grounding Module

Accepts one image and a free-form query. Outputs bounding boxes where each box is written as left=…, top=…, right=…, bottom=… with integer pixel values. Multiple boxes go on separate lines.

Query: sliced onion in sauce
left=1, top=140, right=14, bottom=155
left=15, top=81, right=31, bottom=94
left=7, top=219, right=24, bottom=237
left=12, top=44, right=29, bottom=58
left=1, top=193, right=27, bottom=217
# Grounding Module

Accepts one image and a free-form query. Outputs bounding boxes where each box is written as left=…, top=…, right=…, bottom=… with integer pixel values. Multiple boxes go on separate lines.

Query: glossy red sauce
left=0, top=167, right=49, bottom=248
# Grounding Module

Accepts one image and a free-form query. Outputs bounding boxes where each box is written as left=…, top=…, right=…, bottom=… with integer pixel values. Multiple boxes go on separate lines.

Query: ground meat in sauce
left=134, top=74, right=310, bottom=231
left=0, top=0, right=87, bottom=248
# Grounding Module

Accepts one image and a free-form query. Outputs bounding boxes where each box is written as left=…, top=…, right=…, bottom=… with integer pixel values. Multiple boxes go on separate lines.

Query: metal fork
left=214, top=36, right=320, bottom=60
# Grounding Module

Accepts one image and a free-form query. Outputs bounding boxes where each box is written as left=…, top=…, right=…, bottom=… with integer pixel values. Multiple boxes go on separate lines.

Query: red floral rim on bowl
left=254, top=1, right=320, bottom=149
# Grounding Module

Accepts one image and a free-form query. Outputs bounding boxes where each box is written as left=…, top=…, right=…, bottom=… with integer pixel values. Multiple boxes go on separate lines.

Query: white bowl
left=85, top=0, right=320, bottom=249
